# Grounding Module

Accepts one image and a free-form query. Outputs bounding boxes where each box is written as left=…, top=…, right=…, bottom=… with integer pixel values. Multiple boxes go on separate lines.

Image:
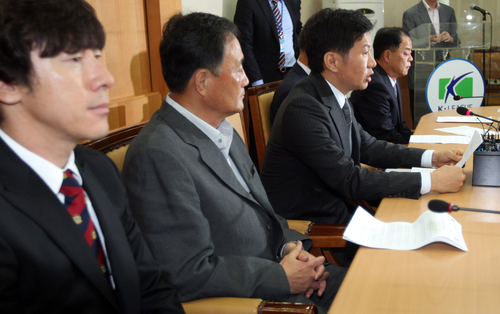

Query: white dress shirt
left=422, top=0, right=440, bottom=34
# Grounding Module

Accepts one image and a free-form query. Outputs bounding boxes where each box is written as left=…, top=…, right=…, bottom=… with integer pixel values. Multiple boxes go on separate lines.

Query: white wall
left=182, top=0, right=223, bottom=16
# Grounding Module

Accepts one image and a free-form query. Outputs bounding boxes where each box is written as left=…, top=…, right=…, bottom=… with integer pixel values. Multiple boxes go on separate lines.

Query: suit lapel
left=0, top=139, right=118, bottom=309
left=375, top=65, right=403, bottom=124
left=309, top=72, right=351, bottom=156
left=257, top=0, right=279, bottom=42
left=160, top=102, right=261, bottom=207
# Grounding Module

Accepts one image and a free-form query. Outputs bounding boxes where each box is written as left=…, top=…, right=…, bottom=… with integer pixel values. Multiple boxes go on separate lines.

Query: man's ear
left=0, top=81, right=22, bottom=105
left=192, top=69, right=211, bottom=96
left=324, top=51, right=341, bottom=73
left=382, top=50, right=391, bottom=64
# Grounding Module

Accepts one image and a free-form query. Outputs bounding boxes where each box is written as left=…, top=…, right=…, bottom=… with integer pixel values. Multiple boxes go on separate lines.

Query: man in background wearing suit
left=0, top=0, right=184, bottom=313
left=122, top=12, right=346, bottom=314
left=260, top=8, right=466, bottom=225
left=234, top=0, right=301, bottom=86
left=403, top=0, right=458, bottom=122
left=350, top=27, right=413, bottom=144
left=270, top=15, right=311, bottom=124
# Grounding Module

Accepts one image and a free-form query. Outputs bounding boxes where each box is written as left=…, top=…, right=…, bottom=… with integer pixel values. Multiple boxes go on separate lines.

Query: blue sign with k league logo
left=426, top=59, right=484, bottom=112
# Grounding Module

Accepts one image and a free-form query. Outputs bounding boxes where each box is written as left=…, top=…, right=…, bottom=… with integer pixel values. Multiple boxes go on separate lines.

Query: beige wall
left=218, top=0, right=498, bottom=47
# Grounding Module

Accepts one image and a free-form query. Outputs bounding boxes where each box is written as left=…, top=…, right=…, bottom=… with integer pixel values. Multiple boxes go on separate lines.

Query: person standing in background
left=234, top=0, right=302, bottom=86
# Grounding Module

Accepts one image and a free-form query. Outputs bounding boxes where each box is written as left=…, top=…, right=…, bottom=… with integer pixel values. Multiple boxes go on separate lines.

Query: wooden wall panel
left=108, top=92, right=163, bottom=130
left=86, top=0, right=181, bottom=131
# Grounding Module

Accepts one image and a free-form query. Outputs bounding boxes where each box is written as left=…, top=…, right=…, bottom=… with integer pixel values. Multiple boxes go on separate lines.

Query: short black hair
left=160, top=13, right=238, bottom=94
left=373, top=27, right=410, bottom=60
left=0, top=0, right=105, bottom=89
left=298, top=20, right=311, bottom=51
left=306, top=8, right=373, bottom=73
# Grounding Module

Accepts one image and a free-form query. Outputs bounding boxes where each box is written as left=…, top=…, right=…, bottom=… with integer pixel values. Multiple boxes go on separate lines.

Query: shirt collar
left=166, top=94, right=234, bottom=155
left=387, top=75, right=397, bottom=87
left=422, top=0, right=440, bottom=10
left=324, top=78, right=348, bottom=109
left=297, top=60, right=311, bottom=75
left=0, top=127, right=81, bottom=195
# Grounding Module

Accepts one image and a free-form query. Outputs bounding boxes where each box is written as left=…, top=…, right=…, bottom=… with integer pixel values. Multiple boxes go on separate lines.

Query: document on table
left=343, top=207, right=468, bottom=251
left=455, top=130, right=483, bottom=168
left=436, top=116, right=492, bottom=123
left=409, top=135, right=471, bottom=144
left=434, top=126, right=499, bottom=137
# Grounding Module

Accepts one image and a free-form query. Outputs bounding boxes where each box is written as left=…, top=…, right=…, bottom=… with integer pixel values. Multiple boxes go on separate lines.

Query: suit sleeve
left=122, top=145, right=292, bottom=302
left=281, top=94, right=423, bottom=201
left=234, top=0, right=263, bottom=84
left=350, top=80, right=409, bottom=144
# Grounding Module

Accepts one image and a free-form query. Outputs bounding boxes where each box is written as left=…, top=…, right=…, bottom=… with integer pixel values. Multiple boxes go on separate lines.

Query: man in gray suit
left=260, top=8, right=465, bottom=225
left=122, top=12, right=346, bottom=314
left=403, top=0, right=458, bottom=121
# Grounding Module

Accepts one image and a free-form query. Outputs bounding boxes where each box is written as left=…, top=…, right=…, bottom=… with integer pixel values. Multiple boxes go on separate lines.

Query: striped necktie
left=271, top=0, right=285, bottom=68
left=60, top=170, right=106, bottom=274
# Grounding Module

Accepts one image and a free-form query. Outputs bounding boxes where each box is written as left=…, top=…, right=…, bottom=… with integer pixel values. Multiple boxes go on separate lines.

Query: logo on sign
left=426, top=59, right=484, bottom=112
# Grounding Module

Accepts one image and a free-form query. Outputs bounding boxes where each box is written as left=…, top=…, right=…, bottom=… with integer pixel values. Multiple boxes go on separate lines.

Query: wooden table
left=328, top=106, right=500, bottom=314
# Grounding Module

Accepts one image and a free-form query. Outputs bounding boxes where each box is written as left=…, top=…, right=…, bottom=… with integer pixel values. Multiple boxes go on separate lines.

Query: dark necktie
left=342, top=99, right=352, bottom=154
left=60, top=170, right=106, bottom=274
left=271, top=0, right=285, bottom=68
left=342, top=99, right=352, bottom=130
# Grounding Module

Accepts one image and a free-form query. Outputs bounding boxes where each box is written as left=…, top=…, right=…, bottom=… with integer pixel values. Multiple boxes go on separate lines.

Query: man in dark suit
left=234, top=0, right=301, bottom=86
left=0, top=1, right=184, bottom=313
left=260, top=8, right=466, bottom=224
left=403, top=0, right=458, bottom=122
left=270, top=16, right=311, bottom=124
left=350, top=28, right=413, bottom=144
left=122, top=12, right=346, bottom=314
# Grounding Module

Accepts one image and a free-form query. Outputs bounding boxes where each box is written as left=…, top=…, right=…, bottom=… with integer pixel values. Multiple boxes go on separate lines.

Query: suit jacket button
left=267, top=223, right=273, bottom=232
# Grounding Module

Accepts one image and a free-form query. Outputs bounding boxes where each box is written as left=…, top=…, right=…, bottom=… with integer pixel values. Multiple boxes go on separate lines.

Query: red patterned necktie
left=60, top=170, right=106, bottom=274
left=271, top=0, right=285, bottom=69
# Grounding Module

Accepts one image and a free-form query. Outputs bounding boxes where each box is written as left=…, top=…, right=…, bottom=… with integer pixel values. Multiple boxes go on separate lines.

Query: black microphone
left=454, top=95, right=500, bottom=101
left=428, top=199, right=500, bottom=214
left=456, top=107, right=500, bottom=124
left=470, top=3, right=488, bottom=15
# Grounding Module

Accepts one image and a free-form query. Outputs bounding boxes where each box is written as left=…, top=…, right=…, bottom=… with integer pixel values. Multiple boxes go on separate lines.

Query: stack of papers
left=436, top=116, right=493, bottom=123
left=409, top=135, right=470, bottom=144
left=343, top=207, right=468, bottom=251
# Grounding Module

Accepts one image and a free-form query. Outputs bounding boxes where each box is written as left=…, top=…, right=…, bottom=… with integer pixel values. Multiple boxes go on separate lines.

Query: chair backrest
left=227, top=112, right=248, bottom=148
left=247, top=80, right=281, bottom=169
left=83, top=122, right=147, bottom=171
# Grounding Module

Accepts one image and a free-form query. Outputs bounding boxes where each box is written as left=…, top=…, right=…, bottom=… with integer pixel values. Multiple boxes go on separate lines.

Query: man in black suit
left=350, top=28, right=413, bottom=144
left=260, top=8, right=466, bottom=224
left=270, top=16, right=311, bottom=124
left=0, top=1, right=184, bottom=313
left=234, top=0, right=301, bottom=86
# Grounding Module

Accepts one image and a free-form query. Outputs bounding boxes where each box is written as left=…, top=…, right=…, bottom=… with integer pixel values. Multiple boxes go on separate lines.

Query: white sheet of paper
left=435, top=126, right=499, bottom=137
left=455, top=130, right=483, bottom=168
left=343, top=207, right=468, bottom=251
left=436, top=116, right=492, bottom=123
left=409, top=135, right=471, bottom=144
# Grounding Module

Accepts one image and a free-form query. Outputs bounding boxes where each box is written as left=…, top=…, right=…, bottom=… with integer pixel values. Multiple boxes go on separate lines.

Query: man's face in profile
left=15, top=49, right=115, bottom=144
left=335, top=32, right=377, bottom=93
left=388, top=35, right=413, bottom=78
